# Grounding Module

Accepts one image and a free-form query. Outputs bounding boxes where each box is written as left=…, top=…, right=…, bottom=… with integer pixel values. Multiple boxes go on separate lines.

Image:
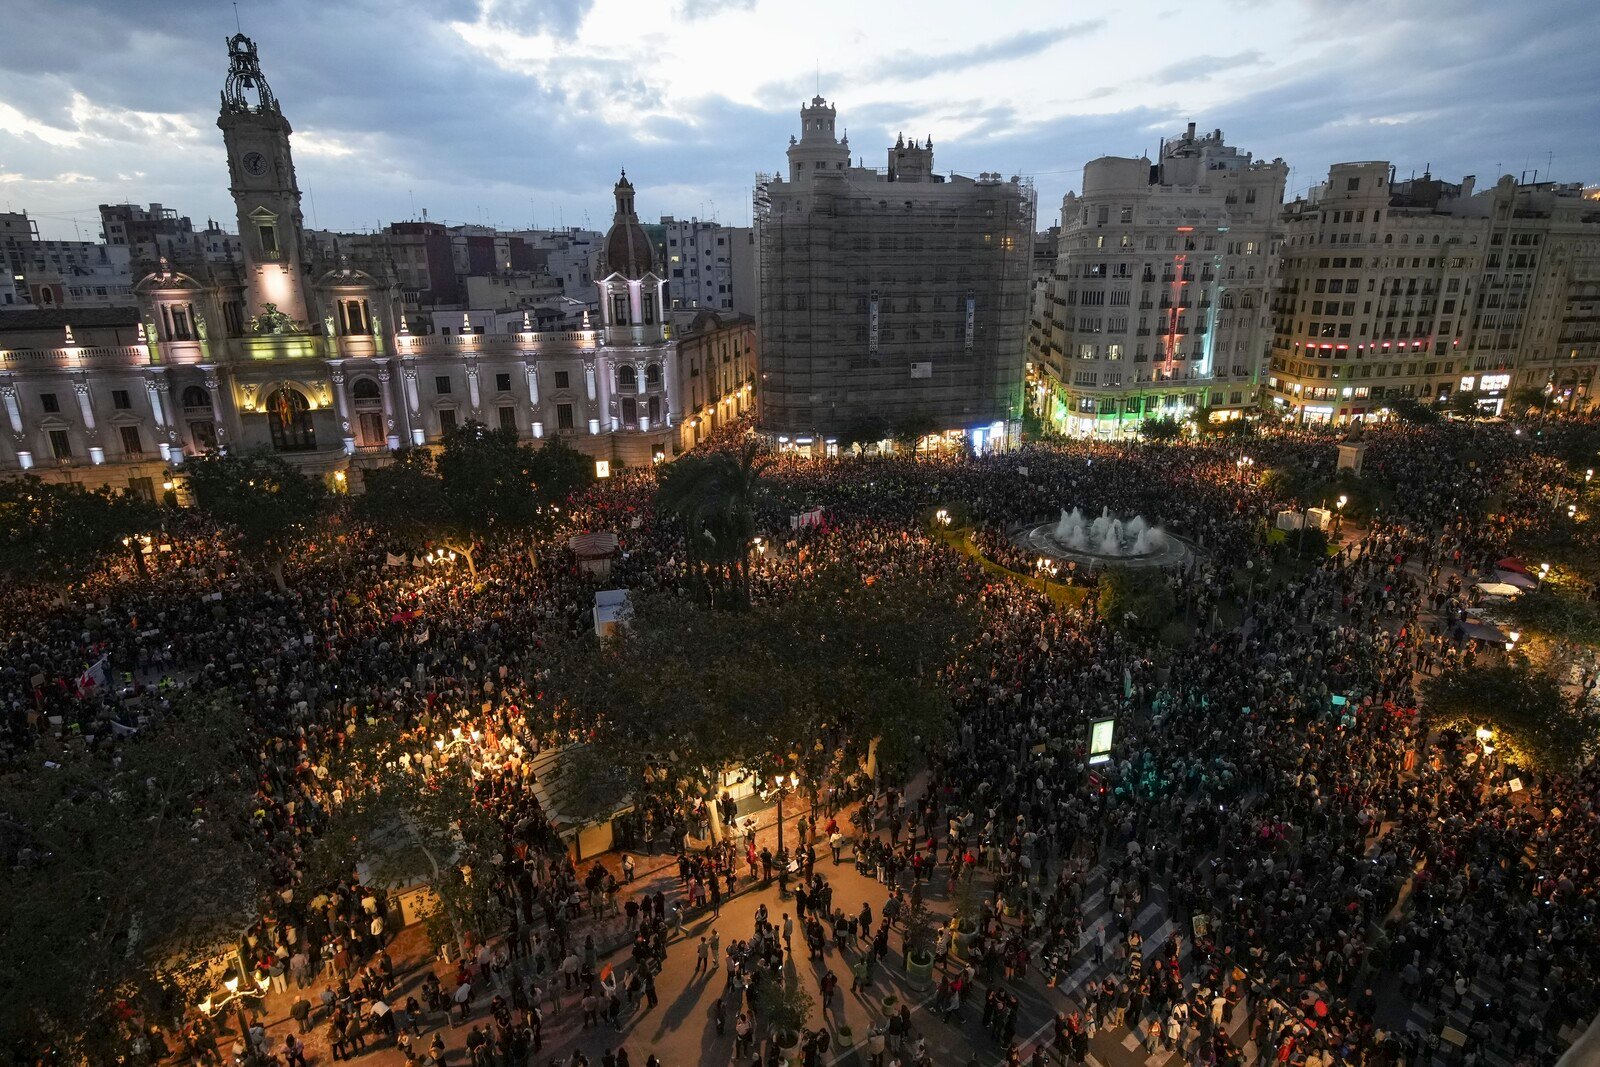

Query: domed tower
left=218, top=32, right=313, bottom=327
left=786, top=96, right=850, bottom=182
left=596, top=170, right=665, bottom=342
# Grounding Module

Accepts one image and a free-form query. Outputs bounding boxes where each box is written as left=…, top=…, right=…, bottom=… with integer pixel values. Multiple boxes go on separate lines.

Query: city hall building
left=0, top=33, right=685, bottom=491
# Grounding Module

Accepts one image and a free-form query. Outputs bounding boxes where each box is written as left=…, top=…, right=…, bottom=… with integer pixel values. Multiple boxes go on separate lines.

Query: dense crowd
left=3, top=419, right=1599, bottom=1067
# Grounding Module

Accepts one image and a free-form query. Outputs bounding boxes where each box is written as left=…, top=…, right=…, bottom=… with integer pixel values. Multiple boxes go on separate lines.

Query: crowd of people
left=3, top=417, right=1599, bottom=1067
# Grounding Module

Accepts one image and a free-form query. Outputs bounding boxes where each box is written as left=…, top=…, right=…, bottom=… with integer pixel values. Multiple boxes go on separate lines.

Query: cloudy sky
left=3, top=0, right=1597, bottom=241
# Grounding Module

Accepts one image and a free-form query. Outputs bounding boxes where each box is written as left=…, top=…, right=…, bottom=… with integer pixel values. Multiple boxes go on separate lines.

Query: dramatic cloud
left=1, top=0, right=1595, bottom=240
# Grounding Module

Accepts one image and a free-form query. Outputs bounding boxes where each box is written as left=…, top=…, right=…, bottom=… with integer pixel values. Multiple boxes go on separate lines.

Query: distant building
left=1, top=211, right=137, bottom=310
left=1030, top=124, right=1287, bottom=435
left=660, top=217, right=755, bottom=318
left=1266, top=163, right=1489, bottom=422
left=673, top=310, right=757, bottom=452
left=756, top=97, right=1034, bottom=455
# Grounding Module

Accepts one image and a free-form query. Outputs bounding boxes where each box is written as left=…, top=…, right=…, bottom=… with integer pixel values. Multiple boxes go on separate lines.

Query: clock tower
left=218, top=33, right=312, bottom=327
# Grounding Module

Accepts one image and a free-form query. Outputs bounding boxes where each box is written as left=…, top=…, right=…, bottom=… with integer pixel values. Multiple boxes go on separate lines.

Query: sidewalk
left=202, top=794, right=856, bottom=1065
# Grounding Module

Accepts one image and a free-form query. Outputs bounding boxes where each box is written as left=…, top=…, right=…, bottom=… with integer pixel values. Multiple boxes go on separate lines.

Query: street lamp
left=771, top=772, right=799, bottom=871
left=1540, top=563, right=1551, bottom=582
left=200, top=972, right=270, bottom=1065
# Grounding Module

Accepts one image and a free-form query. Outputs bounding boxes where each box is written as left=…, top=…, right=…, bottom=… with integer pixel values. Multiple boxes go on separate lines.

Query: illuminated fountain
left=1015, top=506, right=1193, bottom=570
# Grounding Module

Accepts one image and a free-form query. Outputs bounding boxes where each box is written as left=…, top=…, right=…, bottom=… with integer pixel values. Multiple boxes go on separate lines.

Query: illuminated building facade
left=673, top=310, right=758, bottom=453
left=1266, top=164, right=1491, bottom=423
left=756, top=97, right=1033, bottom=455
left=0, top=33, right=680, bottom=490
left=1029, top=125, right=1287, bottom=436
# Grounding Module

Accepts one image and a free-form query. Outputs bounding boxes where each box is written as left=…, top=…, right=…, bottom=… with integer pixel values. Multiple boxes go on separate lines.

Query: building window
left=554, top=370, right=570, bottom=390
left=646, top=363, right=662, bottom=387
left=340, top=299, right=369, bottom=335
left=49, top=429, right=72, bottom=459
left=495, top=372, right=512, bottom=392
left=438, top=409, right=458, bottom=434
left=190, top=419, right=217, bottom=451
left=40, top=392, right=59, bottom=413
left=258, top=224, right=278, bottom=256
left=265, top=388, right=316, bottom=451
left=642, top=291, right=657, bottom=325
left=618, top=364, right=637, bottom=390
left=434, top=375, right=452, bottom=394
left=556, top=403, right=574, bottom=430
left=610, top=292, right=629, bottom=325
left=621, top=397, right=637, bottom=426
left=119, top=425, right=143, bottom=455
left=181, top=385, right=211, bottom=409
left=357, top=412, right=384, bottom=447
left=498, top=406, right=516, bottom=431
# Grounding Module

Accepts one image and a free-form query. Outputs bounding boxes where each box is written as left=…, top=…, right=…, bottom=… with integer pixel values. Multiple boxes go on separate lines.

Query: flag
left=76, top=653, right=110, bottom=697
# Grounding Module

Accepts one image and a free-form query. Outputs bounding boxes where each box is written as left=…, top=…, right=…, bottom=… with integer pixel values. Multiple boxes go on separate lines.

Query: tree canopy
left=1097, top=567, right=1177, bottom=635
left=1138, top=417, right=1181, bottom=442
left=185, top=450, right=328, bottom=588
left=0, top=478, right=159, bottom=582
left=656, top=441, right=770, bottom=609
left=1421, top=662, right=1598, bottom=774
left=359, top=423, right=592, bottom=576
left=0, top=698, right=263, bottom=1057
left=537, top=567, right=982, bottom=811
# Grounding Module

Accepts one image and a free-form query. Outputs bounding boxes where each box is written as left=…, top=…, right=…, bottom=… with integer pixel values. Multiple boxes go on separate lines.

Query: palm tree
left=656, top=440, right=771, bottom=609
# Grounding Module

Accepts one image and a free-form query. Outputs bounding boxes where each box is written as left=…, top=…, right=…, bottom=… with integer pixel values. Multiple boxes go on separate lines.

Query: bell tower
left=218, top=33, right=311, bottom=326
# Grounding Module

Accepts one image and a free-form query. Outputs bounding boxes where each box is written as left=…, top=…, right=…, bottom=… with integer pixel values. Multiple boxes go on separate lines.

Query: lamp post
left=200, top=972, right=270, bottom=1066
left=1335, top=494, right=1348, bottom=538
left=771, top=772, right=798, bottom=876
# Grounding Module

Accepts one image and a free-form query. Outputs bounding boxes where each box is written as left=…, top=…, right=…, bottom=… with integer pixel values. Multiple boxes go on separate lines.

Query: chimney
left=1186, top=122, right=1196, bottom=141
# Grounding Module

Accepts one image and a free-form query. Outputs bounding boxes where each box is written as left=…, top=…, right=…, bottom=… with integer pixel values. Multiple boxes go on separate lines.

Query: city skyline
left=3, top=0, right=1598, bottom=241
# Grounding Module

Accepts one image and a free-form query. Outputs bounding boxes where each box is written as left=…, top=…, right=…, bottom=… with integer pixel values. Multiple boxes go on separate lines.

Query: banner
left=75, top=653, right=110, bottom=697
left=964, top=291, right=975, bottom=350
left=386, top=552, right=407, bottom=567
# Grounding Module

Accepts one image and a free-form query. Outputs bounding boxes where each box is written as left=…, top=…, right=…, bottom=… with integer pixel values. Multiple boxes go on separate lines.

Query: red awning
left=1496, top=557, right=1529, bottom=574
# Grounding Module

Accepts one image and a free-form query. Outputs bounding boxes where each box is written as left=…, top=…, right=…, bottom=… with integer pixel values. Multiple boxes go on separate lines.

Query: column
left=664, top=350, right=680, bottom=428
left=377, top=364, right=402, bottom=450
left=401, top=361, right=424, bottom=446
left=74, top=381, right=104, bottom=465
left=328, top=361, right=355, bottom=454
left=465, top=361, right=481, bottom=414
left=524, top=360, right=543, bottom=439
left=144, top=371, right=173, bottom=462
left=584, top=360, right=600, bottom=435
left=0, top=382, right=31, bottom=470
left=200, top=366, right=229, bottom=446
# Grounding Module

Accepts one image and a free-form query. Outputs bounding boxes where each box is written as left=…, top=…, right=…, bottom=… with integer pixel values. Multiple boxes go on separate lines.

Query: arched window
left=645, top=363, right=662, bottom=387
left=265, top=387, right=316, bottom=451
left=351, top=377, right=381, bottom=403
left=181, top=385, right=211, bottom=409
left=617, top=364, right=638, bottom=389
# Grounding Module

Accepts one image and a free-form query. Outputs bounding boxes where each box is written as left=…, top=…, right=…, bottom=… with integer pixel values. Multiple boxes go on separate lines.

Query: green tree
left=0, top=478, right=159, bottom=581
left=891, top=414, right=940, bottom=455
left=1509, top=386, right=1549, bottom=417
left=538, top=568, right=980, bottom=817
left=1421, top=662, right=1597, bottom=773
left=0, top=697, right=263, bottom=1059
left=838, top=414, right=890, bottom=456
left=186, top=449, right=328, bottom=589
left=1447, top=390, right=1482, bottom=421
left=1138, top=416, right=1181, bottom=442
left=1388, top=397, right=1438, bottom=425
left=359, top=424, right=590, bottom=578
left=656, top=440, right=770, bottom=609
left=1097, top=566, right=1176, bottom=634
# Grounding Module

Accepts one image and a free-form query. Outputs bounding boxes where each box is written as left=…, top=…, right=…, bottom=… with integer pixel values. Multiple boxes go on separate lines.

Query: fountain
left=1013, top=506, right=1193, bottom=570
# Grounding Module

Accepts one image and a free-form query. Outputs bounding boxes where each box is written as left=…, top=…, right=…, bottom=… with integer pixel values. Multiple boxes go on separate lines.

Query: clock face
left=241, top=151, right=269, bottom=178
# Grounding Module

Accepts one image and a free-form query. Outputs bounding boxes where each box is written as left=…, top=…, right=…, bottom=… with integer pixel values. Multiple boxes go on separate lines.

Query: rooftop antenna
left=233, top=1, right=241, bottom=32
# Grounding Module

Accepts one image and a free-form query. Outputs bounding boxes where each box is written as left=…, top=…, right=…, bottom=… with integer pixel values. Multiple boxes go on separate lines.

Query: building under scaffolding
left=755, top=97, right=1034, bottom=454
